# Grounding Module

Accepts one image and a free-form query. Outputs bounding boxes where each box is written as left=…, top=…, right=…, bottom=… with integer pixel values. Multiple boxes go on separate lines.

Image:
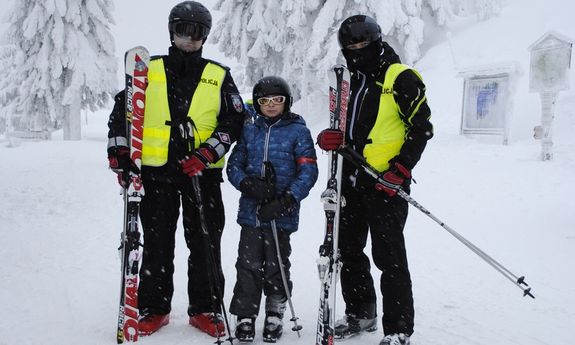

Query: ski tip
left=125, top=46, right=150, bottom=63
left=127, top=45, right=149, bottom=53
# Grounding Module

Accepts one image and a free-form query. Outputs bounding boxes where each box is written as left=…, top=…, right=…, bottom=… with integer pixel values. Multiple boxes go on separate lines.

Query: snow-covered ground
left=1, top=0, right=574, bottom=344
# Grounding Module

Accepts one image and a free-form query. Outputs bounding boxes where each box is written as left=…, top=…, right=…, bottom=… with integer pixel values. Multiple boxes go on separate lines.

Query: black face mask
left=342, top=40, right=384, bottom=74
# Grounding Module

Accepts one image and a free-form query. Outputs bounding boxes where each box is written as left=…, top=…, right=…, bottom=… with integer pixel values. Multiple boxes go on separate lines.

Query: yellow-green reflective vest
left=142, top=59, right=226, bottom=167
left=363, top=63, right=423, bottom=171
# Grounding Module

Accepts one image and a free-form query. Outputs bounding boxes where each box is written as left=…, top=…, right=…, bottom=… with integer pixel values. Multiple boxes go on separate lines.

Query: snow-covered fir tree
left=0, top=0, right=117, bottom=140
left=211, top=0, right=322, bottom=100
left=211, top=0, right=502, bottom=102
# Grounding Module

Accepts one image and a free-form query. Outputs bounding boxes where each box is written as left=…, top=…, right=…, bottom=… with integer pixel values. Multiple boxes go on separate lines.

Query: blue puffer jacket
left=227, top=105, right=318, bottom=232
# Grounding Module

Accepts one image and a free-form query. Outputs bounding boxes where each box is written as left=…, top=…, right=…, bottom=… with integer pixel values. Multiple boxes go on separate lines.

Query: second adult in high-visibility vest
left=363, top=63, right=425, bottom=171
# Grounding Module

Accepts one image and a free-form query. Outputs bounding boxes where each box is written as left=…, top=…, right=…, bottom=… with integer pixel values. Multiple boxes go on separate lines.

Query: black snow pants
left=338, top=171, right=414, bottom=336
left=138, top=171, right=225, bottom=317
left=229, top=225, right=291, bottom=318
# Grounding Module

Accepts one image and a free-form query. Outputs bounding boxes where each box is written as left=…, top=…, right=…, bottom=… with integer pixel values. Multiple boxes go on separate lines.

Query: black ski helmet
left=252, top=76, right=293, bottom=114
left=338, top=15, right=381, bottom=49
left=168, top=1, right=212, bottom=41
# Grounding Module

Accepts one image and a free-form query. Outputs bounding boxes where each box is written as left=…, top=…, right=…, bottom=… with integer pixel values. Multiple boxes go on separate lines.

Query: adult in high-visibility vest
left=107, top=1, right=245, bottom=338
left=317, top=15, right=434, bottom=345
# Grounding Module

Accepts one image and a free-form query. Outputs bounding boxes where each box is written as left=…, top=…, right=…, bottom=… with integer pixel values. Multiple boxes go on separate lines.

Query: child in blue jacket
left=227, top=76, right=318, bottom=342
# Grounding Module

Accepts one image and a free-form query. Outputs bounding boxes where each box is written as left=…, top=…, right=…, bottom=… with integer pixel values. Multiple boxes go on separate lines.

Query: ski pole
left=338, top=145, right=535, bottom=299
left=190, top=176, right=235, bottom=345
left=262, top=161, right=302, bottom=336
left=270, top=219, right=303, bottom=337
left=175, top=119, right=235, bottom=344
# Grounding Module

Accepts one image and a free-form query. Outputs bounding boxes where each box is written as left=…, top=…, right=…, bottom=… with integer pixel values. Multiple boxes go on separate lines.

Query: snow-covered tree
left=0, top=0, right=117, bottom=140
left=212, top=0, right=502, bottom=102
left=211, top=0, right=322, bottom=100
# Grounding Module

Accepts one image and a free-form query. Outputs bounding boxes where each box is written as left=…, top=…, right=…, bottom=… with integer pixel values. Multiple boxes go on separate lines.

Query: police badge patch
left=217, top=132, right=231, bottom=145
left=231, top=94, right=243, bottom=113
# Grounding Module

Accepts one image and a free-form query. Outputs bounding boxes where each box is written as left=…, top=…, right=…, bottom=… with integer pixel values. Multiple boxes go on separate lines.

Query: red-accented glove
left=375, top=160, right=411, bottom=197
left=317, top=129, right=344, bottom=151
left=181, top=146, right=217, bottom=177
left=108, top=145, right=139, bottom=188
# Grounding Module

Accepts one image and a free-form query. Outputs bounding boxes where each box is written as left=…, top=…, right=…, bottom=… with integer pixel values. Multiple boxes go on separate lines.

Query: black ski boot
left=334, top=314, right=377, bottom=339
left=380, top=333, right=411, bottom=345
left=235, top=317, right=255, bottom=343
left=262, top=312, right=283, bottom=343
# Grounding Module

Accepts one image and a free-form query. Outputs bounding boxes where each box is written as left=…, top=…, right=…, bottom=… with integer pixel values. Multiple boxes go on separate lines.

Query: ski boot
left=189, top=312, right=225, bottom=337
left=380, top=333, right=411, bottom=345
left=138, top=313, right=170, bottom=336
left=262, top=312, right=283, bottom=343
left=334, top=314, right=377, bottom=339
left=235, top=317, right=256, bottom=343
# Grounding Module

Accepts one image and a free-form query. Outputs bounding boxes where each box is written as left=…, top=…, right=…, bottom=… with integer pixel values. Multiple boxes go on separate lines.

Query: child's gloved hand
left=257, top=193, right=296, bottom=222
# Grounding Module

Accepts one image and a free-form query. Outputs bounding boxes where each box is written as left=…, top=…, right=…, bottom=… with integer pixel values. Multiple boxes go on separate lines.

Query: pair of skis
left=316, top=65, right=351, bottom=345
left=116, top=46, right=149, bottom=344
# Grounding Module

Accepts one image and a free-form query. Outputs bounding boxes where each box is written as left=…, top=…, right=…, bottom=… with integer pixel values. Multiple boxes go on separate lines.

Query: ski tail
left=316, top=65, right=351, bottom=345
left=117, top=46, right=149, bottom=344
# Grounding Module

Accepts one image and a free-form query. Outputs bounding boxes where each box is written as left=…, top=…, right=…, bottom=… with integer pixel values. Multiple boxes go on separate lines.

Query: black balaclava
left=342, top=39, right=385, bottom=74
left=343, top=39, right=402, bottom=77
left=167, top=45, right=202, bottom=78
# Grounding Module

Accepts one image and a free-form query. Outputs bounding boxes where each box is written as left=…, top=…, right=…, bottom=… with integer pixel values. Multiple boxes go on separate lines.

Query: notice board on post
left=528, top=30, right=572, bottom=93
left=528, top=30, right=573, bottom=160
left=458, top=63, right=520, bottom=145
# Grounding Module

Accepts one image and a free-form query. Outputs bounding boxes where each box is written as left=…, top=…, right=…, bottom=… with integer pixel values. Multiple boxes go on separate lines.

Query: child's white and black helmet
left=168, top=1, right=212, bottom=42
left=252, top=76, right=293, bottom=114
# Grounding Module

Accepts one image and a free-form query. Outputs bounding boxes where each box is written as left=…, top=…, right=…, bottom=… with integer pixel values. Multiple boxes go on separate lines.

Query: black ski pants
left=138, top=174, right=225, bottom=317
left=339, top=175, right=414, bottom=336
left=229, top=225, right=292, bottom=318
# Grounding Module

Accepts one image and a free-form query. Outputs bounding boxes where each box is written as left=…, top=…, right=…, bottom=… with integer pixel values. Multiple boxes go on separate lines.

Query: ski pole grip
left=339, top=146, right=382, bottom=179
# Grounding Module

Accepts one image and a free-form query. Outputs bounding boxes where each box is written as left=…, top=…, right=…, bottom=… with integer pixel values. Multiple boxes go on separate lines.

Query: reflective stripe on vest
left=363, top=63, right=422, bottom=171
left=142, top=59, right=226, bottom=167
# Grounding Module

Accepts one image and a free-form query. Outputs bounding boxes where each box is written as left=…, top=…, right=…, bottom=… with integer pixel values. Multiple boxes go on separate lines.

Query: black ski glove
left=375, top=159, right=411, bottom=197
left=257, top=193, right=297, bottom=222
left=240, top=177, right=276, bottom=202
left=180, top=146, right=217, bottom=177
left=108, top=145, right=133, bottom=174
left=108, top=145, right=141, bottom=187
